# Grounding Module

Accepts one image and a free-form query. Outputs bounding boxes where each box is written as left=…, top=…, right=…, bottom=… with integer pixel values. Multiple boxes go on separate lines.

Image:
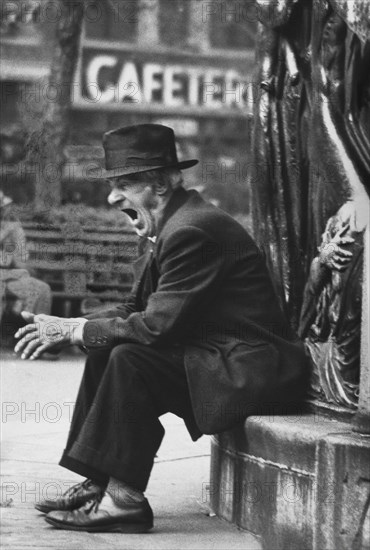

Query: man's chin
left=125, top=213, right=152, bottom=238
left=132, top=225, right=149, bottom=238
left=131, top=220, right=151, bottom=238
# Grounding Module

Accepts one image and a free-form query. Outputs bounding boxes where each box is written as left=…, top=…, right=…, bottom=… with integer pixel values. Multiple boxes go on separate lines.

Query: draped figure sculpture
left=251, top=0, right=370, bottom=410
left=299, top=202, right=363, bottom=408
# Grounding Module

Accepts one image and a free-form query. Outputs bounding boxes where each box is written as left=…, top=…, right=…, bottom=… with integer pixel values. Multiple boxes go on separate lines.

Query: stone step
left=210, top=413, right=370, bottom=550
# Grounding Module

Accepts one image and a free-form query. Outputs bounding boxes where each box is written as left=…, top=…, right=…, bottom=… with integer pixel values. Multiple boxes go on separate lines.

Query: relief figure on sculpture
left=299, top=201, right=364, bottom=409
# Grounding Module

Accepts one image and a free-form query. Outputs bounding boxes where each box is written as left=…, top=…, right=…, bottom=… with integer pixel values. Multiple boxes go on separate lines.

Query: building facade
left=1, top=0, right=256, bottom=213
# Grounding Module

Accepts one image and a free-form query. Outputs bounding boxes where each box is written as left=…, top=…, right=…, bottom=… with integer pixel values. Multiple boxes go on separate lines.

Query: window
left=0, top=0, right=42, bottom=42
left=159, top=0, right=189, bottom=46
left=84, top=0, right=138, bottom=42
left=209, top=0, right=256, bottom=50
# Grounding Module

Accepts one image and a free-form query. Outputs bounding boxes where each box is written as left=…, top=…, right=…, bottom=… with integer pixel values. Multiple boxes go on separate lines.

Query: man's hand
left=14, top=312, right=87, bottom=360
left=318, top=224, right=355, bottom=272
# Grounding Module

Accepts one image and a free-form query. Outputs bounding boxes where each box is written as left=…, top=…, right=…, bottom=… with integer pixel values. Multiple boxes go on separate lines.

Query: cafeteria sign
left=76, top=47, right=252, bottom=113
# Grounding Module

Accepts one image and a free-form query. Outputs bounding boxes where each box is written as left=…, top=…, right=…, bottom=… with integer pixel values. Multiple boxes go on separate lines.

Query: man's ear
left=154, top=180, right=170, bottom=196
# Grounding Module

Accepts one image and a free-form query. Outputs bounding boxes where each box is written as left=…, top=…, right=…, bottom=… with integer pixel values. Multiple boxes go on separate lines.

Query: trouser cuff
left=63, top=440, right=159, bottom=492
left=59, top=449, right=108, bottom=485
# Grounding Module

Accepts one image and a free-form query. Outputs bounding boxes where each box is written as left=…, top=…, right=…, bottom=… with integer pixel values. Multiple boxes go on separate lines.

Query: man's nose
left=107, top=188, right=125, bottom=206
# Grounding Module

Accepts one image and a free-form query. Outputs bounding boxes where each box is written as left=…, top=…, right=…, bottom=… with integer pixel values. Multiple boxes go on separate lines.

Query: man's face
left=107, top=176, right=158, bottom=238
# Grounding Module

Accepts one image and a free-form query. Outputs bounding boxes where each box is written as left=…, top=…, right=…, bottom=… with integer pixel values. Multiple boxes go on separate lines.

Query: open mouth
left=122, top=208, right=138, bottom=221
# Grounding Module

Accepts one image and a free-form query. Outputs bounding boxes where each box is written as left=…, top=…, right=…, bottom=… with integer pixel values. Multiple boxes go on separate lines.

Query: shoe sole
left=44, top=516, right=153, bottom=533
left=35, top=503, right=54, bottom=514
left=35, top=503, right=80, bottom=514
left=35, top=496, right=100, bottom=514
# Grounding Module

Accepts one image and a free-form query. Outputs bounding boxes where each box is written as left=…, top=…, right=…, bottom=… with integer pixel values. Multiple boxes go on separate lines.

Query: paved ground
left=0, top=348, right=261, bottom=550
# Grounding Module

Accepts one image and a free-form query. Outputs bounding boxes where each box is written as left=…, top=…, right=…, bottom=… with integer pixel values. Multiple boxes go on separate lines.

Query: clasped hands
left=318, top=224, right=355, bottom=272
left=14, top=312, right=87, bottom=360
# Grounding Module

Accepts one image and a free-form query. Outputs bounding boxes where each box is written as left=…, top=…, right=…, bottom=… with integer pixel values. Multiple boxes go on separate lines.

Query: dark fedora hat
left=98, top=124, right=198, bottom=179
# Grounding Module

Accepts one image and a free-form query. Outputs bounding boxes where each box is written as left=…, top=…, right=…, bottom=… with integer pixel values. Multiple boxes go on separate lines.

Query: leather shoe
left=44, top=493, right=153, bottom=533
left=35, top=479, right=104, bottom=514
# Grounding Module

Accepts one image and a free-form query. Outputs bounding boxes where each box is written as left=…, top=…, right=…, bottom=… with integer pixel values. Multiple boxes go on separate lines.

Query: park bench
left=23, top=221, right=138, bottom=317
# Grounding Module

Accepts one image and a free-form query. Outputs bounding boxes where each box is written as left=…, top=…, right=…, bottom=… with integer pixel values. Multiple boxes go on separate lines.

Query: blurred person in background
left=0, top=190, right=51, bottom=343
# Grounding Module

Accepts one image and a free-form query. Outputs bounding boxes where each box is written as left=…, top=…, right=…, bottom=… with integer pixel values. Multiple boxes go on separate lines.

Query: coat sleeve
left=82, top=226, right=225, bottom=349
left=83, top=293, right=137, bottom=321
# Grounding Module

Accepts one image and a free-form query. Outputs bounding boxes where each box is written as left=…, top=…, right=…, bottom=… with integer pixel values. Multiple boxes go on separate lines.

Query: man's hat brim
left=92, top=159, right=198, bottom=180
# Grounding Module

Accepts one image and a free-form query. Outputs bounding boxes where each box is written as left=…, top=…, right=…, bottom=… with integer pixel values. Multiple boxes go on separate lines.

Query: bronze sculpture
left=251, top=0, right=370, bottom=409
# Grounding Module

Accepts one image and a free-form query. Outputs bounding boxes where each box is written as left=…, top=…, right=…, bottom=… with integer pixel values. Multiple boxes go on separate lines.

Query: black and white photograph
left=1, top=1, right=369, bottom=549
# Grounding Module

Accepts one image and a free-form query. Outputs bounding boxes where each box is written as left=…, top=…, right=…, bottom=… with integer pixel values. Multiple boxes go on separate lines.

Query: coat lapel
left=132, top=242, right=158, bottom=310
left=133, top=188, right=197, bottom=308
left=132, top=245, right=151, bottom=281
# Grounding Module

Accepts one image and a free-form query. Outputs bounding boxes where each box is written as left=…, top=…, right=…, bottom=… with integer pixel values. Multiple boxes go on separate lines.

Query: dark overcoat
left=83, top=188, right=308, bottom=434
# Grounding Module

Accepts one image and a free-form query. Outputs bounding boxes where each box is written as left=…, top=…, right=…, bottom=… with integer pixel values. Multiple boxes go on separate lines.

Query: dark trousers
left=59, top=344, right=201, bottom=491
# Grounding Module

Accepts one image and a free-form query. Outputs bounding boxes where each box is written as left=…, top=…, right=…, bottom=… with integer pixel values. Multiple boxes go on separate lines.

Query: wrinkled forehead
left=107, top=176, right=146, bottom=189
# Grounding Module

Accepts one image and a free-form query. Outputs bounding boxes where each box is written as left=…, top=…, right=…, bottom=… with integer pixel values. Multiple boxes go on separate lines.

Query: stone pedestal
left=314, top=433, right=370, bottom=550
left=210, top=413, right=370, bottom=550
